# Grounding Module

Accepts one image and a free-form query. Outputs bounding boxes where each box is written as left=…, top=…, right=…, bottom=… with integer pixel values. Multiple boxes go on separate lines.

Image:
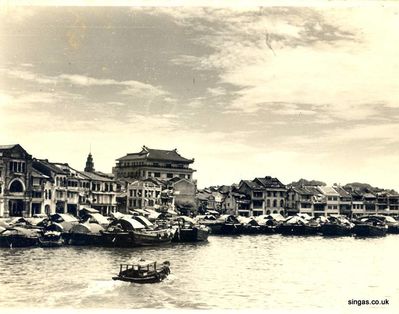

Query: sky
left=1, top=2, right=399, bottom=189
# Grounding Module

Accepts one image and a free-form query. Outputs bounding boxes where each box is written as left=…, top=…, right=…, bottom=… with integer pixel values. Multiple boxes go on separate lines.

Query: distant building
left=0, top=145, right=33, bottom=217
left=286, top=186, right=315, bottom=216
left=127, top=178, right=162, bottom=210
left=238, top=176, right=286, bottom=216
left=317, top=186, right=340, bottom=216
left=113, top=146, right=195, bottom=181
left=0, top=144, right=117, bottom=218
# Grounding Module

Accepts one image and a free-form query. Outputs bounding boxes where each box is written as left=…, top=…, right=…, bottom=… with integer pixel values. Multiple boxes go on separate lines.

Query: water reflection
left=0, top=234, right=398, bottom=309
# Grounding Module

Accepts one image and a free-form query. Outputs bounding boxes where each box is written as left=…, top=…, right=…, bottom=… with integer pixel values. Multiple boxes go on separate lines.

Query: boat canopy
left=70, top=222, right=104, bottom=234
left=50, top=213, right=79, bottom=223
left=218, top=215, right=240, bottom=224
left=110, top=218, right=146, bottom=231
left=0, top=226, right=5, bottom=234
left=176, top=216, right=196, bottom=224
left=79, top=207, right=100, bottom=214
left=296, top=213, right=312, bottom=220
left=110, top=212, right=126, bottom=220
left=285, top=216, right=308, bottom=225
left=369, top=215, right=397, bottom=223
left=25, top=217, right=48, bottom=226
left=130, top=209, right=149, bottom=216
left=205, top=210, right=219, bottom=215
left=2, top=227, right=41, bottom=237
left=195, top=214, right=217, bottom=221
left=237, top=216, right=259, bottom=226
left=133, top=216, right=153, bottom=228
left=85, top=213, right=110, bottom=226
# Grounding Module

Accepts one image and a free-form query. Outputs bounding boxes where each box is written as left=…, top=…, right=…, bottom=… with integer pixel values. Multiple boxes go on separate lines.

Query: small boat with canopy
left=112, top=258, right=171, bottom=284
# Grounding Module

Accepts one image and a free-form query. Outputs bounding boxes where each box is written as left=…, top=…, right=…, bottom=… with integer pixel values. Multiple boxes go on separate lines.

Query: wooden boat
left=320, top=215, right=354, bottom=236
left=67, top=223, right=104, bottom=246
left=237, top=217, right=262, bottom=234
left=131, top=228, right=175, bottom=246
left=198, top=215, right=243, bottom=235
left=352, top=217, right=387, bottom=237
left=0, top=227, right=41, bottom=248
left=38, top=231, right=64, bottom=247
left=172, top=216, right=210, bottom=242
left=278, top=216, right=320, bottom=235
left=367, top=215, right=399, bottom=234
left=112, top=259, right=171, bottom=284
left=101, top=218, right=174, bottom=247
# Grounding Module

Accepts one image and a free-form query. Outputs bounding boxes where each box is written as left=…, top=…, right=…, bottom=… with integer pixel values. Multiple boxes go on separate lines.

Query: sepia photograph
left=1, top=0, right=399, bottom=313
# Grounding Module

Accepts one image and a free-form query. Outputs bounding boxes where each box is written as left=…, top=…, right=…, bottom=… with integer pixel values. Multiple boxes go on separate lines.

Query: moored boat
left=320, top=215, right=354, bottom=236
left=38, top=231, right=64, bottom=247
left=172, top=216, right=210, bottom=242
left=67, top=222, right=104, bottom=246
left=0, top=227, right=41, bottom=248
left=198, top=214, right=243, bottom=235
left=112, top=259, right=171, bottom=284
left=101, top=217, right=175, bottom=247
left=278, top=216, right=320, bottom=235
left=352, top=217, right=387, bottom=237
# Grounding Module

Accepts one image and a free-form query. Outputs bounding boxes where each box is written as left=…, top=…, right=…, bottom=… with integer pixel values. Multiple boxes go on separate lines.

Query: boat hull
left=352, top=224, right=387, bottom=237
left=278, top=224, right=320, bottom=236
left=131, top=230, right=173, bottom=246
left=205, top=222, right=242, bottom=235
left=172, top=227, right=209, bottom=242
left=101, top=229, right=174, bottom=247
left=320, top=223, right=352, bottom=236
left=68, top=233, right=103, bottom=246
left=113, top=266, right=170, bottom=284
left=0, top=235, right=39, bottom=248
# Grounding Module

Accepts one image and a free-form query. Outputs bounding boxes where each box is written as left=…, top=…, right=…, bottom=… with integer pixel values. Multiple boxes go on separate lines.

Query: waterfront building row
left=199, top=177, right=399, bottom=217
left=0, top=145, right=118, bottom=217
left=0, top=144, right=197, bottom=218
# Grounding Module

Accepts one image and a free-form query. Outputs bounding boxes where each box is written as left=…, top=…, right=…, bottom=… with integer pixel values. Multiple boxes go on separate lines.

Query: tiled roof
left=292, top=186, right=315, bottom=195
left=333, top=186, right=351, bottom=197
left=254, top=176, right=286, bottom=189
left=117, top=146, right=193, bottom=163
left=241, top=180, right=264, bottom=190
left=31, top=168, right=49, bottom=179
left=0, top=144, right=18, bottom=150
left=33, top=159, right=66, bottom=175
left=80, top=171, right=114, bottom=182
left=318, top=186, right=339, bottom=196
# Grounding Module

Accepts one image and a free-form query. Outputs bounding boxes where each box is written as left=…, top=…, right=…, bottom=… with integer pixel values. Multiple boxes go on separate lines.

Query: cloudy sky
left=1, top=2, right=399, bottom=189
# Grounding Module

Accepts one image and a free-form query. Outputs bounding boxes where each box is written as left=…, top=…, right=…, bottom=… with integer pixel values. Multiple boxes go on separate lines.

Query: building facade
left=113, top=146, right=195, bottom=181
left=0, top=145, right=33, bottom=217
left=0, top=145, right=117, bottom=218
left=238, top=176, right=286, bottom=216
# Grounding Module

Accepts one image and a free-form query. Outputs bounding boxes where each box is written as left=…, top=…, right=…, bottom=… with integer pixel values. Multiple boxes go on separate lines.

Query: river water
left=0, top=234, right=398, bottom=310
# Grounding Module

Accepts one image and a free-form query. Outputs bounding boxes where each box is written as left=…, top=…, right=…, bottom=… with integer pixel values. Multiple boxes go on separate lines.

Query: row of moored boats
left=0, top=212, right=396, bottom=248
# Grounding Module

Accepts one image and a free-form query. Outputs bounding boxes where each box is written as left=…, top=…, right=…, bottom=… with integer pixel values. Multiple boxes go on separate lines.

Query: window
left=253, top=200, right=263, bottom=209
left=154, top=172, right=161, bottom=178
left=167, top=173, right=173, bottom=178
left=253, top=191, right=263, bottom=198
left=266, top=199, right=271, bottom=207
left=273, top=200, right=277, bottom=207
left=280, top=199, right=284, bottom=207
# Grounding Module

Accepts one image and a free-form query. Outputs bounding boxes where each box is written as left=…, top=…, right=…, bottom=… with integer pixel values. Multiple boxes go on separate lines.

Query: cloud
left=158, top=6, right=399, bottom=123
left=2, top=68, right=170, bottom=99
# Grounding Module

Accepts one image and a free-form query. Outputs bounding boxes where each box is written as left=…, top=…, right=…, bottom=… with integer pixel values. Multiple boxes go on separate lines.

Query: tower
left=84, top=153, right=95, bottom=172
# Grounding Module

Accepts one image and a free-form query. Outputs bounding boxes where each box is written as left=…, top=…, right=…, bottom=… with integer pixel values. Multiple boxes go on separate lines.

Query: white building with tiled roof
left=113, top=146, right=195, bottom=182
